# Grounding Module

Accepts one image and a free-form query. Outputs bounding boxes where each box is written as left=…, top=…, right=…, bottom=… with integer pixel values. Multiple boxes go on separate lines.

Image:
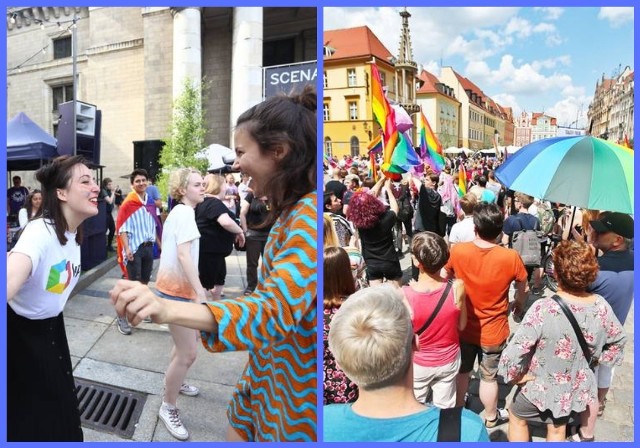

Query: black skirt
left=7, top=304, right=83, bottom=441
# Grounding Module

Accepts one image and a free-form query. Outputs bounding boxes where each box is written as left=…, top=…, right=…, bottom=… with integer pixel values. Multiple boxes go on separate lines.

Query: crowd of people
left=7, top=86, right=318, bottom=442
left=322, top=152, right=633, bottom=442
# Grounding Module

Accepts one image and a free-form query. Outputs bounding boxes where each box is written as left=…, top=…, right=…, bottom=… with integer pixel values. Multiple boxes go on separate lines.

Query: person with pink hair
left=346, top=178, right=402, bottom=287
left=438, top=175, right=460, bottom=237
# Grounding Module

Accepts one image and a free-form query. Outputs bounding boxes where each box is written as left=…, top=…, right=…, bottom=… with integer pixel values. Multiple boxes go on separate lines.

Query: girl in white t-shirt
left=153, top=168, right=208, bottom=440
left=7, top=155, right=100, bottom=441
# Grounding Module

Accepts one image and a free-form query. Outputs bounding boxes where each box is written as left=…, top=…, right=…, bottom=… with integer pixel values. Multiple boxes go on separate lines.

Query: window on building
left=325, top=137, right=332, bottom=157
left=379, top=71, right=386, bottom=87
left=52, top=84, right=74, bottom=112
left=323, top=103, right=330, bottom=122
left=347, top=68, right=357, bottom=87
left=349, top=101, right=358, bottom=120
left=53, top=36, right=72, bottom=59
left=350, top=136, right=359, bottom=157
left=324, top=71, right=328, bottom=89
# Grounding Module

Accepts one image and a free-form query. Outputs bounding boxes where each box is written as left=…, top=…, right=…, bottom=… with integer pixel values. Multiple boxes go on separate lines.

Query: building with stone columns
left=6, top=6, right=316, bottom=187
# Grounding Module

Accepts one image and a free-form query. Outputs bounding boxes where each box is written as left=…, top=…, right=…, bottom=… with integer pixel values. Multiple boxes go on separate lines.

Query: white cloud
left=447, top=35, right=495, bottom=61
left=598, top=7, right=634, bottom=27
left=421, top=60, right=441, bottom=76
left=505, top=17, right=533, bottom=38
left=545, top=34, right=563, bottom=47
left=503, top=17, right=559, bottom=45
left=492, top=93, right=521, bottom=114
left=532, top=22, right=555, bottom=33
left=531, top=55, right=571, bottom=71
left=533, top=7, right=564, bottom=20
left=547, top=95, right=592, bottom=128
left=467, top=54, right=575, bottom=97
left=465, top=60, right=492, bottom=79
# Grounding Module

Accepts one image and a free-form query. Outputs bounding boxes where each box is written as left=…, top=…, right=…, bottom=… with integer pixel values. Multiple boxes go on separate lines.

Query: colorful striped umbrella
left=495, top=136, right=634, bottom=214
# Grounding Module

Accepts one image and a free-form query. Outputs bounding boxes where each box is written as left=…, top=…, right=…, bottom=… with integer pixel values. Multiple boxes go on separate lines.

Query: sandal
left=597, top=399, right=606, bottom=417
left=567, top=429, right=595, bottom=442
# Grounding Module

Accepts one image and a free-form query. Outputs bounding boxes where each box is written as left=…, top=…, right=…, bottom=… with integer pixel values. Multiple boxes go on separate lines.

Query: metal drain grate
left=75, top=378, right=147, bottom=439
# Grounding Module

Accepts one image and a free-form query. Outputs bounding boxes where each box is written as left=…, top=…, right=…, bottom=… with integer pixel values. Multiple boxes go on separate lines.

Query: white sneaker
left=179, top=383, right=200, bottom=397
left=158, top=403, right=189, bottom=440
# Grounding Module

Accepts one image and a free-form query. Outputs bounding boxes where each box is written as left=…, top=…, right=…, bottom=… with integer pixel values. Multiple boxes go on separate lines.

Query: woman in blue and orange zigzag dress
left=110, top=85, right=318, bottom=441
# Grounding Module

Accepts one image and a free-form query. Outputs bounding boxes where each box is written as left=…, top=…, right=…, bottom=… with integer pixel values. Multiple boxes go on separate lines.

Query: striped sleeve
left=200, top=193, right=317, bottom=351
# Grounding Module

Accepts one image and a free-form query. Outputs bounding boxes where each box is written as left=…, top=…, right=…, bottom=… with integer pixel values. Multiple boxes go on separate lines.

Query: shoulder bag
left=551, top=294, right=598, bottom=371
left=416, top=280, right=453, bottom=335
left=437, top=406, right=463, bottom=441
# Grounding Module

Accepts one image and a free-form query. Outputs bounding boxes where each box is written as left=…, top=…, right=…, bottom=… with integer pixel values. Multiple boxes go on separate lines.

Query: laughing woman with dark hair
left=7, top=155, right=100, bottom=441
left=346, top=177, right=402, bottom=287
left=110, top=86, right=317, bottom=441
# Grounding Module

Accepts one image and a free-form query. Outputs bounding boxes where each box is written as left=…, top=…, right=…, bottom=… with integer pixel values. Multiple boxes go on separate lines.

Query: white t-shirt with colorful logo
left=9, top=218, right=82, bottom=319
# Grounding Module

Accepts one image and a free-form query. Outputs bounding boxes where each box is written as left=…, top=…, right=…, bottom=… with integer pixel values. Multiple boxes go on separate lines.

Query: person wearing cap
left=325, top=168, right=348, bottom=203
left=567, top=211, right=633, bottom=441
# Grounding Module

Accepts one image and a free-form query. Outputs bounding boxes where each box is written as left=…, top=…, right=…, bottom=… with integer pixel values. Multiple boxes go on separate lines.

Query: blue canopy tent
left=7, top=112, right=58, bottom=171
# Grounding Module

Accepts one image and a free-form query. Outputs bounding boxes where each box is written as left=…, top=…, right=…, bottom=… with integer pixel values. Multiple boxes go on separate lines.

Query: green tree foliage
left=157, top=77, right=209, bottom=200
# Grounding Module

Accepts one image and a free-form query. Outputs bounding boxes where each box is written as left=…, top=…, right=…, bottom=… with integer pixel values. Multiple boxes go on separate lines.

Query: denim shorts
left=155, top=289, right=191, bottom=303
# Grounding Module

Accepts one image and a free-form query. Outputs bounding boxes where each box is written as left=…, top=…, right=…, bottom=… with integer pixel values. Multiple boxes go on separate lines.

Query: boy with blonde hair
left=323, top=285, right=488, bottom=442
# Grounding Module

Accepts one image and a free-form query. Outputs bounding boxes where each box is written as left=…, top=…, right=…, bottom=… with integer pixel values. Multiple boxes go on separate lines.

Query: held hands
left=110, top=280, right=167, bottom=325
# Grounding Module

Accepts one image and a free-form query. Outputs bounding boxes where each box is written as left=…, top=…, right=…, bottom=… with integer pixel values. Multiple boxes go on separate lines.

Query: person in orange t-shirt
left=443, top=202, right=528, bottom=429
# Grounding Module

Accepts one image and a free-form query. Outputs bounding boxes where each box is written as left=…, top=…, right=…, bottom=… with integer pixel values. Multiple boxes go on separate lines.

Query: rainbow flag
left=389, top=132, right=421, bottom=173
left=418, top=109, right=444, bottom=173
left=458, top=164, right=467, bottom=197
left=370, top=63, right=398, bottom=173
left=369, top=151, right=377, bottom=182
left=367, top=134, right=383, bottom=154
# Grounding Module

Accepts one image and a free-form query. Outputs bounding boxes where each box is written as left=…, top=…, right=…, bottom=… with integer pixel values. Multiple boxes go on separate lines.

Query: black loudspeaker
left=57, top=101, right=102, bottom=165
left=81, top=199, right=107, bottom=271
left=133, top=140, right=164, bottom=182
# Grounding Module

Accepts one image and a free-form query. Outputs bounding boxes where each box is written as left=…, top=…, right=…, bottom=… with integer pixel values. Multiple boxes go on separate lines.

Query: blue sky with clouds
left=324, top=6, right=634, bottom=129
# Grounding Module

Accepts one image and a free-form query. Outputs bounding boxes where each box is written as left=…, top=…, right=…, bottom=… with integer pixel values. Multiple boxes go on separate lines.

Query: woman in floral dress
left=498, top=240, right=626, bottom=442
left=323, top=246, right=358, bottom=404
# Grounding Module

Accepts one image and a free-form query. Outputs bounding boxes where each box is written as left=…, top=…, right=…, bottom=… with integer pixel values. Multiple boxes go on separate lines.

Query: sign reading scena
left=263, top=61, right=317, bottom=98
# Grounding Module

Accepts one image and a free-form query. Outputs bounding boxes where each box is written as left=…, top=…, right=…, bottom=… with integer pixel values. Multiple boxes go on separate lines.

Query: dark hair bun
left=36, top=155, right=88, bottom=189
left=291, top=84, right=316, bottom=112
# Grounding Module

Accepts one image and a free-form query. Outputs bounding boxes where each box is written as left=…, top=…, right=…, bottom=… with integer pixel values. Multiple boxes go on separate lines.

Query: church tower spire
left=395, top=8, right=419, bottom=113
